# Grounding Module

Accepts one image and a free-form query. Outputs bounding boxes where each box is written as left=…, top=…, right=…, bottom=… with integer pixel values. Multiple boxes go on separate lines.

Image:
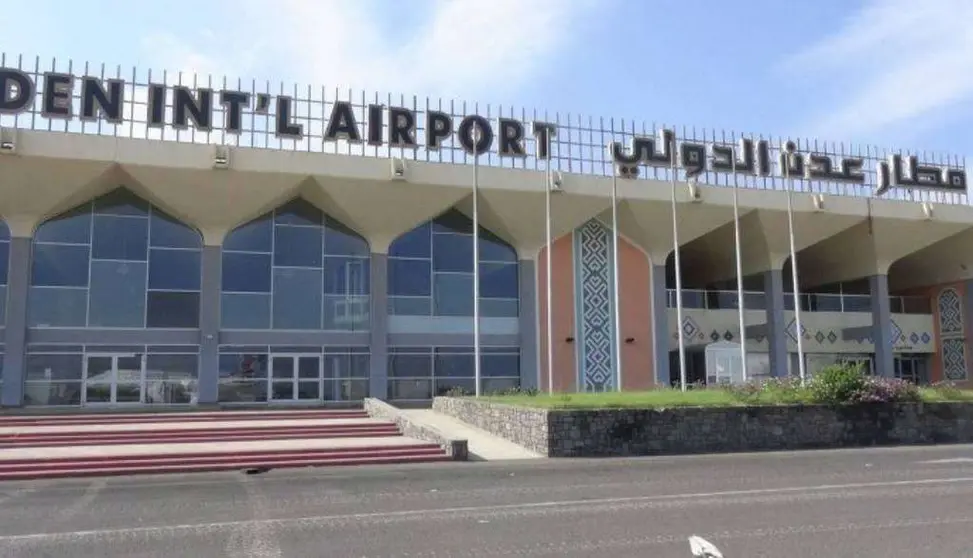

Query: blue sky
left=3, top=0, right=972, bottom=160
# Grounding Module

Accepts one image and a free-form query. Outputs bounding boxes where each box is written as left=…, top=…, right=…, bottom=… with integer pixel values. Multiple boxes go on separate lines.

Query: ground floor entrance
left=269, top=354, right=323, bottom=402
left=82, top=353, right=146, bottom=406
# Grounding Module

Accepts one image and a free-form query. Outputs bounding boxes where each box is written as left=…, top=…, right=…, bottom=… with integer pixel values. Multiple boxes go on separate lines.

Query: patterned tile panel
left=575, top=220, right=616, bottom=392
left=937, top=288, right=968, bottom=381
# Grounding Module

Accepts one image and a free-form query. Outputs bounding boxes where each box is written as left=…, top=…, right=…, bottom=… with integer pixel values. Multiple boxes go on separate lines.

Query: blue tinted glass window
left=28, top=287, right=87, bottom=327
left=432, top=210, right=474, bottom=234
left=434, top=273, right=473, bottom=316
left=389, top=354, right=432, bottom=377
left=272, top=268, right=322, bottom=329
left=92, top=216, right=148, bottom=261
left=480, top=234, right=517, bottom=262
left=433, top=233, right=473, bottom=272
left=32, top=244, right=90, bottom=287
left=150, top=212, right=201, bottom=249
left=389, top=259, right=431, bottom=296
left=324, top=221, right=368, bottom=256
left=0, top=241, right=8, bottom=285
left=274, top=226, right=322, bottom=267
left=149, top=249, right=201, bottom=290
left=435, top=354, right=475, bottom=377
left=323, top=257, right=370, bottom=295
left=222, top=252, right=272, bottom=292
left=481, top=353, right=519, bottom=377
left=479, top=263, right=518, bottom=298
left=34, top=209, right=91, bottom=244
left=146, top=291, right=200, bottom=328
left=223, top=216, right=272, bottom=252
left=389, top=224, right=430, bottom=258
left=88, top=260, right=147, bottom=327
left=274, top=199, right=323, bottom=226
left=92, top=189, right=149, bottom=216
left=221, top=293, right=271, bottom=329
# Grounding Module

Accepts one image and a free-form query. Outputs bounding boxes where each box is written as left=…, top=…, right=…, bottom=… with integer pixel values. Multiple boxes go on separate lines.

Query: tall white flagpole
left=545, top=134, right=555, bottom=395
left=671, top=135, right=688, bottom=391
left=472, top=123, right=482, bottom=397
left=731, top=154, right=748, bottom=383
left=611, top=160, right=624, bottom=392
left=784, top=158, right=807, bottom=385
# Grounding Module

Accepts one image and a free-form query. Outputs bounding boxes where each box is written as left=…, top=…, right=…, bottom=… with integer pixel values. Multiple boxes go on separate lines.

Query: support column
left=518, top=259, right=538, bottom=391
left=1, top=237, right=31, bottom=407
left=650, top=264, right=670, bottom=386
left=369, top=254, right=389, bottom=399
left=195, top=245, right=222, bottom=404
left=870, top=273, right=894, bottom=377
left=764, top=269, right=788, bottom=378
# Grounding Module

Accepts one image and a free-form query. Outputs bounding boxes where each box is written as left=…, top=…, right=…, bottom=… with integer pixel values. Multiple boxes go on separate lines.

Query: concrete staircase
left=0, top=409, right=452, bottom=481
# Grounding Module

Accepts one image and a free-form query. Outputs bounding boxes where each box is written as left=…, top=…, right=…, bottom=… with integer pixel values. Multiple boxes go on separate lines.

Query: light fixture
left=549, top=170, right=564, bottom=192
left=921, top=201, right=934, bottom=220
left=390, top=157, right=407, bottom=180
left=812, top=193, right=825, bottom=211
left=212, top=145, right=230, bottom=169
left=686, top=177, right=702, bottom=202
left=0, top=127, right=16, bottom=154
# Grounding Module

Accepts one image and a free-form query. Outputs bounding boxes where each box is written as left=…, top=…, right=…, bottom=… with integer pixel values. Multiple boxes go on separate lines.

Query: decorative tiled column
left=572, top=220, right=617, bottom=392
left=938, top=286, right=968, bottom=382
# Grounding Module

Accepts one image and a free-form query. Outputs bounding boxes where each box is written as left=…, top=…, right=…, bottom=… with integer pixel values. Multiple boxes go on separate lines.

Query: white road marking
left=918, top=457, right=973, bottom=464
left=1, top=475, right=972, bottom=543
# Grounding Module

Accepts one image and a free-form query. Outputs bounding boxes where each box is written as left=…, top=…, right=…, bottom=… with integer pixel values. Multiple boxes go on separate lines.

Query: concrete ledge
left=364, top=398, right=468, bottom=461
left=433, top=397, right=973, bottom=458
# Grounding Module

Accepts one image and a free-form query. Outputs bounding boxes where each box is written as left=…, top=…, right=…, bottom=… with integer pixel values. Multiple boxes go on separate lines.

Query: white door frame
left=82, top=352, right=146, bottom=406
left=267, top=353, right=322, bottom=402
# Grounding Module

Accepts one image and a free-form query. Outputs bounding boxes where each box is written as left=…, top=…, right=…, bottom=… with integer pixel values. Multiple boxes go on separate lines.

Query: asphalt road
left=2, top=445, right=973, bottom=557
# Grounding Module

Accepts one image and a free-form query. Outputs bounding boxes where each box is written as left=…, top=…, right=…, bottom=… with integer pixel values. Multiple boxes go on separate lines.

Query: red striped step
left=0, top=410, right=368, bottom=427
left=0, top=420, right=395, bottom=440
left=0, top=443, right=444, bottom=468
left=0, top=451, right=454, bottom=481
left=0, top=426, right=403, bottom=448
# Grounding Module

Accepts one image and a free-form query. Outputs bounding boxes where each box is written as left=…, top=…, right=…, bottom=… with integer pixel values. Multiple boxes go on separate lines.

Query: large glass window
left=0, top=218, right=9, bottom=326
left=27, top=189, right=202, bottom=328
left=387, top=209, right=518, bottom=317
left=217, top=346, right=369, bottom=402
left=387, top=346, right=520, bottom=400
left=22, top=344, right=199, bottom=407
left=220, top=199, right=370, bottom=331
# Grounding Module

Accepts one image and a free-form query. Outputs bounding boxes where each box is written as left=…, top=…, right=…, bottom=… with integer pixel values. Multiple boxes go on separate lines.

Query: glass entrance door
left=269, top=355, right=322, bottom=402
left=83, top=353, right=146, bottom=405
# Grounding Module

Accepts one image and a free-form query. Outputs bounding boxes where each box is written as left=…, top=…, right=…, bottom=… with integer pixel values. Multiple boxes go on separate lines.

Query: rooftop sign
left=0, top=67, right=965, bottom=197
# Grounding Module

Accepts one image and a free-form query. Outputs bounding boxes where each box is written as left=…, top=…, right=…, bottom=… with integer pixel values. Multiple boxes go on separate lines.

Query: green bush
left=808, top=362, right=867, bottom=405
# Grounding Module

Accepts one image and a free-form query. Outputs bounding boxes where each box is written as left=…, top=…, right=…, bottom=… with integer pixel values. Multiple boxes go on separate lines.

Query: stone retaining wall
left=363, top=398, right=468, bottom=460
left=432, top=397, right=973, bottom=457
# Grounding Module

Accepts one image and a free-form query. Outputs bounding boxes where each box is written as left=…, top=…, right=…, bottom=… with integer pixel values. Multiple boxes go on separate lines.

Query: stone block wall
left=432, top=397, right=973, bottom=457
left=364, top=398, right=468, bottom=460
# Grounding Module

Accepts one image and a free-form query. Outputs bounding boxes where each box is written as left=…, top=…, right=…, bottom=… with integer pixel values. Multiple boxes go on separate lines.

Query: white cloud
left=119, top=0, right=598, bottom=151
left=785, top=0, right=973, bottom=141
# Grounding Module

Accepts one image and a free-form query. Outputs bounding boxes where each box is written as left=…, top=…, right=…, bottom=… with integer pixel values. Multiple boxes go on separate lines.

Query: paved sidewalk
left=400, top=409, right=542, bottom=461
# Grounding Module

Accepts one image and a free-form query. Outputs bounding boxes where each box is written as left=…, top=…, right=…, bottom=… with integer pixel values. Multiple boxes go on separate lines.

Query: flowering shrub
left=852, top=375, right=920, bottom=404
left=809, top=363, right=920, bottom=404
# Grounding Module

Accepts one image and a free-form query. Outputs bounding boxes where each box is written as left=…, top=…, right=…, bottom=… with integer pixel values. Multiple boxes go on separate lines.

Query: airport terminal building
left=0, top=55, right=971, bottom=408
